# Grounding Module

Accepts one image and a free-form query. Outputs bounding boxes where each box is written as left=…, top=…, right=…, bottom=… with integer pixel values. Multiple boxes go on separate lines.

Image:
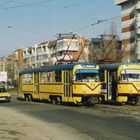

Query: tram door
left=108, top=71, right=117, bottom=101
left=106, top=71, right=112, bottom=100
left=64, top=70, right=72, bottom=102
left=18, top=74, right=22, bottom=94
left=34, top=73, right=39, bottom=99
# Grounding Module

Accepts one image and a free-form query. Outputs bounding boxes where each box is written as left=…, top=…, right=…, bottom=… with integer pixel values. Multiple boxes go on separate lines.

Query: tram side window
left=22, top=74, right=33, bottom=83
left=55, top=71, right=62, bottom=82
left=40, top=72, right=47, bottom=83
left=47, top=72, right=55, bottom=82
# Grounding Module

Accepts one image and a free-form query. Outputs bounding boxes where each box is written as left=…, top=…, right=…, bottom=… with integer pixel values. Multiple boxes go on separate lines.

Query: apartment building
left=115, top=0, right=140, bottom=62
left=23, top=44, right=38, bottom=68
left=23, top=34, right=90, bottom=68
left=54, top=33, right=90, bottom=64
left=0, top=49, right=24, bottom=84
left=36, top=41, right=51, bottom=67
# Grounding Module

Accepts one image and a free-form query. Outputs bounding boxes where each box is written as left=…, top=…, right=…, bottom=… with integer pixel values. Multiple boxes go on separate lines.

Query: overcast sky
left=0, top=0, right=121, bottom=56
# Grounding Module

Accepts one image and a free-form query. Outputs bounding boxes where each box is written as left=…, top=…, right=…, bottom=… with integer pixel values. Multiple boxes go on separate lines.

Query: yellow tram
left=100, top=63, right=140, bottom=105
left=18, top=62, right=102, bottom=105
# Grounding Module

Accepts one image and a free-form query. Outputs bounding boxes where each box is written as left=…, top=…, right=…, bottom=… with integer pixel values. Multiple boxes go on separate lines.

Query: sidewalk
left=0, top=106, right=51, bottom=140
left=0, top=106, right=93, bottom=140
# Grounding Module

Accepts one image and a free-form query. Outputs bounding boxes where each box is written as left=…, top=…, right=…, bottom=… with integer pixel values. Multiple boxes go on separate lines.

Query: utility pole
left=100, top=34, right=120, bottom=63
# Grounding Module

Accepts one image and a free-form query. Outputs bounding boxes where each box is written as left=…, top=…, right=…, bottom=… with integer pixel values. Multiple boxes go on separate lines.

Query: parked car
left=0, top=87, right=11, bottom=102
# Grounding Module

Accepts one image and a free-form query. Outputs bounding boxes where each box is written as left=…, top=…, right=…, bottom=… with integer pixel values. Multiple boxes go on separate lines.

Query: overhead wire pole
left=71, top=15, right=121, bottom=63
left=100, top=35, right=117, bottom=63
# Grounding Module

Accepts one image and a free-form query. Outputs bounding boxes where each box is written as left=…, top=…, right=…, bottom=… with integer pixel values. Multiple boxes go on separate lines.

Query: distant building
left=54, top=33, right=90, bottom=64
left=0, top=49, right=24, bottom=84
left=23, top=33, right=90, bottom=68
left=115, top=0, right=140, bottom=62
left=36, top=41, right=52, bottom=67
left=23, top=44, right=38, bottom=68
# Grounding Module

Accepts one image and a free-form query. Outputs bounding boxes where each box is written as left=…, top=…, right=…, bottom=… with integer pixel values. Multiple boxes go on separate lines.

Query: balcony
left=136, top=18, right=140, bottom=34
left=115, top=0, right=128, bottom=5
left=56, top=45, right=78, bottom=52
left=37, top=58, right=49, bottom=64
left=136, top=42, right=140, bottom=59
left=136, top=1, right=140, bottom=10
left=136, top=23, right=140, bottom=34
left=56, top=39, right=79, bottom=52
left=137, top=28, right=140, bottom=34
left=136, top=14, right=140, bottom=22
left=137, top=39, right=140, bottom=47
left=56, top=55, right=73, bottom=62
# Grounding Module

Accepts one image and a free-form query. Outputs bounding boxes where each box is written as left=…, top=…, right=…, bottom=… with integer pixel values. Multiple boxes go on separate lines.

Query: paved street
left=0, top=93, right=140, bottom=140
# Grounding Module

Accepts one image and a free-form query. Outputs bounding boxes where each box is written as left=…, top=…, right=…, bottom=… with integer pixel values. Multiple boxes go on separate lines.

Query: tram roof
left=100, top=63, right=123, bottom=71
left=19, top=62, right=98, bottom=74
left=100, top=63, right=140, bottom=71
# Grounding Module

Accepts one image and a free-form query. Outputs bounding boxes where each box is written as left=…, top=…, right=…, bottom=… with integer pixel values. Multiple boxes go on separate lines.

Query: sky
left=0, top=0, right=121, bottom=56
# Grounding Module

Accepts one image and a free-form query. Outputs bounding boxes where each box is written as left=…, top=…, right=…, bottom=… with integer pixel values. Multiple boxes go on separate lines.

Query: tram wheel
left=51, top=97, right=57, bottom=105
left=131, top=100, right=138, bottom=105
left=28, top=95, right=32, bottom=102
left=56, top=96, right=62, bottom=105
left=24, top=94, right=32, bottom=102
left=50, top=96, right=62, bottom=105
left=129, top=96, right=139, bottom=105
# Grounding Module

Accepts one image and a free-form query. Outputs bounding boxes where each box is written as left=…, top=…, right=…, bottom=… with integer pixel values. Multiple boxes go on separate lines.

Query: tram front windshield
left=75, top=70, right=100, bottom=82
left=121, top=72, right=140, bottom=82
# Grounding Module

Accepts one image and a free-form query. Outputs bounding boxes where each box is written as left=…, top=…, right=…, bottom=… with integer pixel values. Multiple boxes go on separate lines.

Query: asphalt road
left=0, top=93, right=140, bottom=140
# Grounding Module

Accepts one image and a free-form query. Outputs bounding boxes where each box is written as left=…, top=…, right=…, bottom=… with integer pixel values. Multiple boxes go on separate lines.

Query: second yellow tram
left=100, top=63, right=140, bottom=105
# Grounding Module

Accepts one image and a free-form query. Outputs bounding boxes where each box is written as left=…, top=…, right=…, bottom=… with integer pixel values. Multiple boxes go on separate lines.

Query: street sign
left=0, top=72, right=7, bottom=82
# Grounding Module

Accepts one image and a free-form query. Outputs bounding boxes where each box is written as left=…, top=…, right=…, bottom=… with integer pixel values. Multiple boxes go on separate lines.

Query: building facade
left=23, top=34, right=90, bottom=68
left=115, top=0, right=140, bottom=62
left=54, top=33, right=90, bottom=64
left=23, top=44, right=38, bottom=68
left=0, top=49, right=24, bottom=85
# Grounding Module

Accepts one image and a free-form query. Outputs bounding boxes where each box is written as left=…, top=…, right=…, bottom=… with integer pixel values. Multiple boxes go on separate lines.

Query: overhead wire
left=70, top=0, right=114, bottom=31
left=63, top=0, right=97, bottom=8
left=1, top=0, right=52, bottom=10
left=73, top=16, right=120, bottom=32
left=0, top=0, right=13, bottom=8
left=0, top=0, right=12, bottom=6
left=1, top=0, right=99, bottom=10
